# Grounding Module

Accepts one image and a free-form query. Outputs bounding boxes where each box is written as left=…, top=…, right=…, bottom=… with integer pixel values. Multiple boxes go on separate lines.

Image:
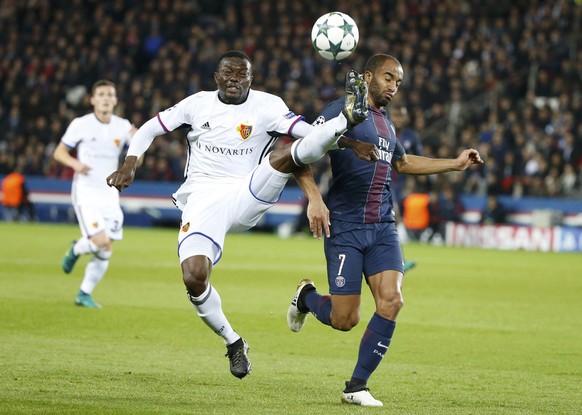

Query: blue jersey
left=320, top=97, right=405, bottom=224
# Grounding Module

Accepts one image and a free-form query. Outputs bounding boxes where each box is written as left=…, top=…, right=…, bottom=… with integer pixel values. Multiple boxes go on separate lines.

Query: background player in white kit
left=106, top=50, right=375, bottom=379
left=54, top=80, right=136, bottom=308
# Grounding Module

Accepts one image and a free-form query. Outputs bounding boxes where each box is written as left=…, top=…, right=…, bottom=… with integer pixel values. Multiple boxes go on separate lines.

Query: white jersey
left=61, top=113, right=132, bottom=205
left=157, top=89, right=303, bottom=183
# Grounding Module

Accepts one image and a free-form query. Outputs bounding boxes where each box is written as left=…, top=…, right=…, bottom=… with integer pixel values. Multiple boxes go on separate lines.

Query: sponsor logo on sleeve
left=312, top=115, right=326, bottom=126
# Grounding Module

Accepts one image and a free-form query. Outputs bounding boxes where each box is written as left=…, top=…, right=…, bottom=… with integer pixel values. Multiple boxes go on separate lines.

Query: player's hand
left=351, top=141, right=379, bottom=162
left=106, top=167, right=135, bottom=192
left=306, top=198, right=330, bottom=239
left=107, top=156, right=139, bottom=191
left=456, top=148, right=484, bottom=170
left=75, top=163, right=91, bottom=175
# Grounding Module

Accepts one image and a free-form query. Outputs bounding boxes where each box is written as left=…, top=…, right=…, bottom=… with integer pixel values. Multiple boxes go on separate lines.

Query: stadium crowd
left=1, top=0, right=582, bottom=206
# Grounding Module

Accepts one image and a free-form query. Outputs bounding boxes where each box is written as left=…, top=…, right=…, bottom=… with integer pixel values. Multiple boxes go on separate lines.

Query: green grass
left=1, top=222, right=581, bottom=414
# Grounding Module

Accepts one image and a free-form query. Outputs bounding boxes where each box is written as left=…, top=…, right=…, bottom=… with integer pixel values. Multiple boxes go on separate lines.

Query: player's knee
left=377, top=292, right=404, bottom=318
left=91, top=233, right=111, bottom=251
left=94, top=248, right=112, bottom=261
left=331, top=312, right=360, bottom=331
left=181, top=259, right=210, bottom=296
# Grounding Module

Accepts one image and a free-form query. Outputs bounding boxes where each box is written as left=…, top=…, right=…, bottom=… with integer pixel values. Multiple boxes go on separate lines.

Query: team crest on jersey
left=92, top=222, right=99, bottom=229
left=181, top=222, right=190, bottom=232
left=114, top=138, right=121, bottom=147
left=236, top=123, right=253, bottom=140
left=335, top=276, right=346, bottom=288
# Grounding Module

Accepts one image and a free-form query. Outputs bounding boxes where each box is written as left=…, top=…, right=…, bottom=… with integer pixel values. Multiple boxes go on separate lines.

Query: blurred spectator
left=425, top=187, right=462, bottom=244
left=0, top=0, right=580, bottom=204
left=1, top=164, right=34, bottom=222
left=480, top=194, right=507, bottom=225
left=402, top=192, right=430, bottom=241
left=560, top=164, right=578, bottom=195
left=390, top=105, right=422, bottom=208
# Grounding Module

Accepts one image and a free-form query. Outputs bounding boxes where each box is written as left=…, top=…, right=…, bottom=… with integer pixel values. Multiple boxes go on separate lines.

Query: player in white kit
left=106, top=51, right=375, bottom=378
left=54, top=80, right=136, bottom=308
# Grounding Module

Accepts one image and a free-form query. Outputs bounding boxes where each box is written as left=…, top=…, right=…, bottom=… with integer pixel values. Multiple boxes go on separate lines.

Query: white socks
left=74, top=238, right=98, bottom=256
left=188, top=285, right=240, bottom=345
left=76, top=238, right=112, bottom=294
left=80, top=256, right=109, bottom=294
left=291, top=113, right=348, bottom=165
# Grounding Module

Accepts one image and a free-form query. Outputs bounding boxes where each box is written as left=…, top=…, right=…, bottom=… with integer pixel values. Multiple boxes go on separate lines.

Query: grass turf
left=0, top=222, right=580, bottom=414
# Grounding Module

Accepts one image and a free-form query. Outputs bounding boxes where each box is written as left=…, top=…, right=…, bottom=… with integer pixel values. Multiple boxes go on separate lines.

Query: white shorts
left=175, top=160, right=291, bottom=264
left=74, top=202, right=124, bottom=240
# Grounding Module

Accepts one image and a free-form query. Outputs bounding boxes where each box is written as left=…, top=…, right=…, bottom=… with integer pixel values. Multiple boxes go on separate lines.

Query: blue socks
left=351, top=313, right=396, bottom=383
left=303, top=292, right=396, bottom=385
left=303, top=291, right=332, bottom=326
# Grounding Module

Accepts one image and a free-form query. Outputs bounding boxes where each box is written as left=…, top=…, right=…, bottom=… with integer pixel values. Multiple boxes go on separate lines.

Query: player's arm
left=127, top=124, right=145, bottom=168
left=107, top=117, right=165, bottom=191
left=336, top=135, right=379, bottom=162
left=393, top=149, right=483, bottom=175
left=292, top=164, right=330, bottom=239
left=53, top=142, right=91, bottom=174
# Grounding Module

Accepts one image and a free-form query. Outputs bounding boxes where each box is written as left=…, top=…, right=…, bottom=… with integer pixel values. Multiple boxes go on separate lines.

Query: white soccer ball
left=311, top=11, right=359, bottom=60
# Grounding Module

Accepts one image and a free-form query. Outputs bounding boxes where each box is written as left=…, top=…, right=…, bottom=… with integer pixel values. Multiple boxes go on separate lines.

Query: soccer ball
left=311, top=11, right=359, bottom=60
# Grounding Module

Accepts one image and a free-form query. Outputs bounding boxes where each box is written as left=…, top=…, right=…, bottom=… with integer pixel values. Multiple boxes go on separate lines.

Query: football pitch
left=1, top=222, right=580, bottom=415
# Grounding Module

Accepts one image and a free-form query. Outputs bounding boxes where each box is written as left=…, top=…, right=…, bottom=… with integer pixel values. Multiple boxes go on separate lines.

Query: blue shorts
left=324, top=221, right=404, bottom=295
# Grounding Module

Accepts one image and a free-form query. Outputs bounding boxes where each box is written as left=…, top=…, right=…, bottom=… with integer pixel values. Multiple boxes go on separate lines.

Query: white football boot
left=341, top=385, right=384, bottom=407
left=287, top=279, right=314, bottom=332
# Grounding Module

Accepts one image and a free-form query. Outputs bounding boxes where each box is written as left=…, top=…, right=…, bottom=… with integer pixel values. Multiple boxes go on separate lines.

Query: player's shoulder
left=75, top=113, right=96, bottom=122
left=190, top=90, right=217, bottom=102
left=69, top=113, right=95, bottom=128
left=109, top=114, right=131, bottom=125
left=193, top=90, right=216, bottom=99
left=177, top=90, right=217, bottom=108
left=319, top=97, right=345, bottom=121
left=249, top=89, right=286, bottom=106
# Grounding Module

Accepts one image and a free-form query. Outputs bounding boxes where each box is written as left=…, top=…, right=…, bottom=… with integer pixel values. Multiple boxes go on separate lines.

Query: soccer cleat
left=342, top=70, right=369, bottom=128
left=225, top=338, right=252, bottom=379
left=74, top=291, right=102, bottom=308
left=404, top=260, right=417, bottom=272
left=287, top=278, right=314, bottom=333
left=62, top=240, right=79, bottom=274
left=341, top=381, right=383, bottom=407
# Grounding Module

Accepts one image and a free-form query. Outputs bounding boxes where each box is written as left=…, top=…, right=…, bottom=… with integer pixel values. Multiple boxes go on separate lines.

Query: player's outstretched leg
left=62, top=240, right=80, bottom=274
left=341, top=381, right=384, bottom=407
left=287, top=279, right=315, bottom=332
left=225, top=338, right=252, bottom=379
left=342, top=70, right=369, bottom=128
left=288, top=70, right=368, bottom=167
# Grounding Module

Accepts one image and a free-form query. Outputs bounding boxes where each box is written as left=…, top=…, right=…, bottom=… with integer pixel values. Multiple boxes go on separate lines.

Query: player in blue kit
left=287, top=54, right=483, bottom=407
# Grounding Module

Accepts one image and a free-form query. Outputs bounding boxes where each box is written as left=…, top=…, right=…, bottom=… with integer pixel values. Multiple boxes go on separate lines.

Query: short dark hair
left=364, top=54, right=400, bottom=74
left=216, top=50, right=252, bottom=71
left=91, top=80, right=115, bottom=95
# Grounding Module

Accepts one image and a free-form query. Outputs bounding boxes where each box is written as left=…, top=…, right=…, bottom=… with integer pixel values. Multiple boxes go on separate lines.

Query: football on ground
left=311, top=11, right=359, bottom=60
